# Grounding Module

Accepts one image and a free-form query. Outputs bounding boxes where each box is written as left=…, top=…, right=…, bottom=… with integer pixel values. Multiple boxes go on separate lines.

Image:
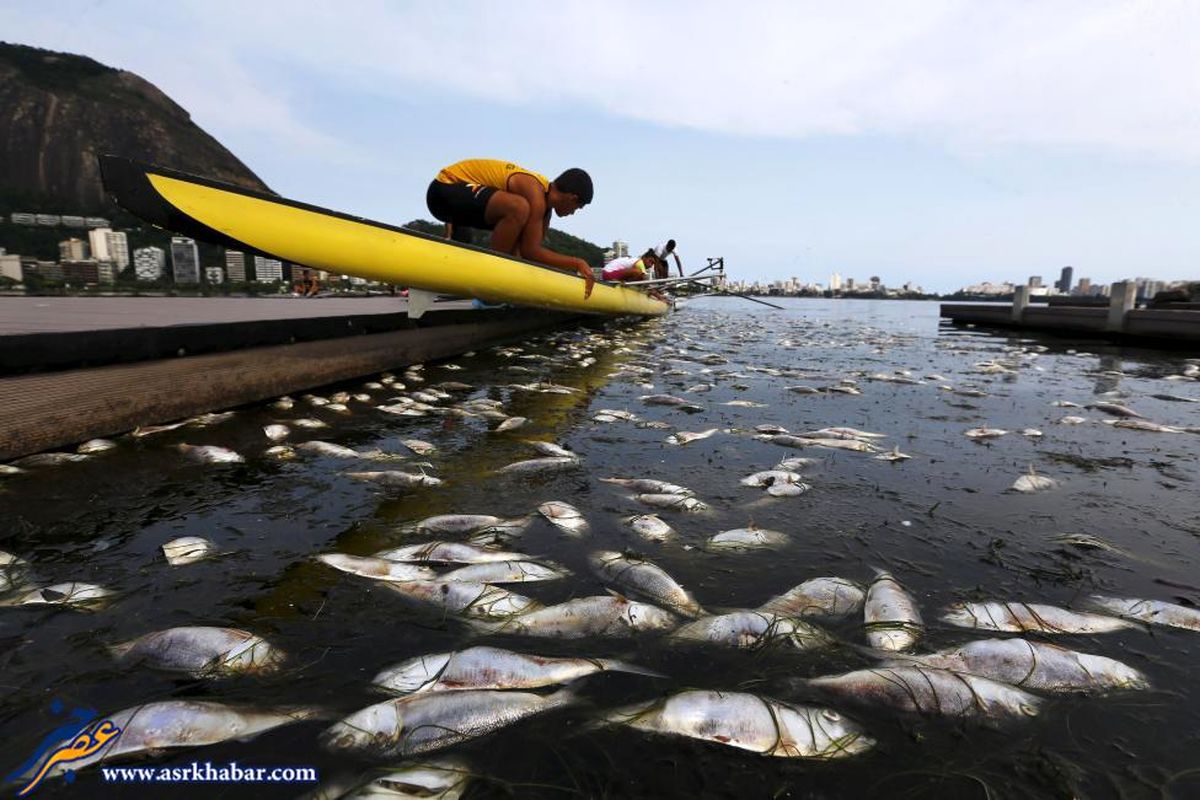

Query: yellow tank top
left=435, top=159, right=550, bottom=193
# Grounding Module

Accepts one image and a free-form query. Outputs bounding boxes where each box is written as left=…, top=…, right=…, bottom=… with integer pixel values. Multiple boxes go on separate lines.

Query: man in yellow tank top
left=426, top=158, right=596, bottom=298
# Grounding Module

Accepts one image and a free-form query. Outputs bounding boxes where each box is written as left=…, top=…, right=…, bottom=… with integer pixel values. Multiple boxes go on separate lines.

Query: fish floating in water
left=602, top=477, right=693, bottom=495
left=538, top=501, right=589, bottom=535
left=965, top=428, right=1007, bottom=439
left=162, top=536, right=216, bottom=565
left=1083, top=595, right=1200, bottom=631
left=635, top=493, right=710, bottom=513
left=472, top=594, right=676, bottom=639
left=176, top=444, right=244, bottom=464
left=666, top=428, right=720, bottom=445
left=1010, top=465, right=1057, bottom=493
left=410, top=514, right=531, bottom=537
left=810, top=666, right=1041, bottom=723
left=345, top=470, right=443, bottom=487
left=589, top=550, right=703, bottom=618
left=604, top=690, right=873, bottom=759
left=384, top=580, right=541, bottom=620
left=864, top=570, right=923, bottom=652
left=377, top=540, right=532, bottom=565
left=625, top=514, right=677, bottom=542
left=316, top=553, right=437, bottom=583
left=941, top=601, right=1135, bottom=634
left=440, top=559, right=567, bottom=584
left=76, top=438, right=117, bottom=454
left=110, top=626, right=284, bottom=676
left=759, top=577, right=866, bottom=620
left=1, top=582, right=112, bottom=609
left=1086, top=402, right=1144, bottom=418
left=672, top=610, right=834, bottom=650
left=263, top=424, right=290, bottom=442
left=323, top=687, right=577, bottom=758
left=373, top=645, right=660, bottom=694
left=496, top=457, right=580, bottom=476
left=707, top=526, right=789, bottom=551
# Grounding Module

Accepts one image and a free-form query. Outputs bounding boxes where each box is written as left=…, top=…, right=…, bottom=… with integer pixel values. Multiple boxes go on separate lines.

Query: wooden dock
left=0, top=296, right=583, bottom=461
left=941, top=281, right=1200, bottom=346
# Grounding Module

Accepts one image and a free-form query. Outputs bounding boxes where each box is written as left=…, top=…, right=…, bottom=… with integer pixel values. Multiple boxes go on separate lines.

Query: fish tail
left=595, top=659, right=669, bottom=679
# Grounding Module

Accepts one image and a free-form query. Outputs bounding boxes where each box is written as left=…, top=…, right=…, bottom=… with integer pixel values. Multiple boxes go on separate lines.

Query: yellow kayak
left=99, top=155, right=668, bottom=317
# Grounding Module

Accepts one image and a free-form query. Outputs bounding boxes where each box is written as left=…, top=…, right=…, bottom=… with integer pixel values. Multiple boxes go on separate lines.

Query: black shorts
left=426, top=180, right=496, bottom=242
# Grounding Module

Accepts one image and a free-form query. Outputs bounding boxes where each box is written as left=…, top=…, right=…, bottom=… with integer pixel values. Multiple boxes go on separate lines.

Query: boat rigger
left=98, top=155, right=668, bottom=318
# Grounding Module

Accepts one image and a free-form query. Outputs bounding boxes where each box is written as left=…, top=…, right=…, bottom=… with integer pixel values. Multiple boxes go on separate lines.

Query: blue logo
left=6, top=700, right=122, bottom=796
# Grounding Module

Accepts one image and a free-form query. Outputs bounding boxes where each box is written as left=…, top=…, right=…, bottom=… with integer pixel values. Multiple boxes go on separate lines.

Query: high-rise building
left=829, top=272, right=843, bottom=291
left=134, top=246, right=166, bottom=281
left=225, top=250, right=247, bottom=282
left=0, top=253, right=22, bottom=281
left=612, top=241, right=629, bottom=258
left=1055, top=266, right=1074, bottom=293
left=205, top=266, right=225, bottom=283
left=59, top=238, right=88, bottom=261
left=170, top=237, right=200, bottom=283
left=88, top=227, right=112, bottom=261
left=1029, top=276, right=1043, bottom=288
left=253, top=255, right=283, bottom=283
left=88, top=228, right=130, bottom=272
left=1076, top=277, right=1092, bottom=296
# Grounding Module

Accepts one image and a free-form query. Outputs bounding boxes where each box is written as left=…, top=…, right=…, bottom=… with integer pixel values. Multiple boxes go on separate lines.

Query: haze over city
left=3, top=0, right=1198, bottom=293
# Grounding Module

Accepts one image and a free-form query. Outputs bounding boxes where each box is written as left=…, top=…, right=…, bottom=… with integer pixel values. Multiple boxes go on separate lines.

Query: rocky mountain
left=0, top=42, right=269, bottom=212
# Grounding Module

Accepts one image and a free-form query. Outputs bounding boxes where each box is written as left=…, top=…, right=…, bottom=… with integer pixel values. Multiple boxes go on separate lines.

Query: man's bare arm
left=509, top=173, right=594, bottom=297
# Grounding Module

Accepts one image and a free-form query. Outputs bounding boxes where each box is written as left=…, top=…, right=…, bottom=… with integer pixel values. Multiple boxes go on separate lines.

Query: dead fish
left=589, top=551, right=703, bottom=617
left=666, top=428, right=720, bottom=446
left=264, top=445, right=297, bottom=460
left=271, top=396, right=296, bottom=410
left=373, top=646, right=660, bottom=695
left=1, top=582, right=112, bottom=608
left=786, top=386, right=821, bottom=395
left=526, top=441, right=576, bottom=458
left=941, top=601, right=1135, bottom=634
left=757, top=435, right=878, bottom=453
left=808, top=427, right=887, bottom=440
left=1102, top=419, right=1184, bottom=433
left=823, top=385, right=862, bottom=395
left=263, top=424, right=290, bottom=442
left=1086, top=402, right=1144, bottom=419
left=110, top=626, right=284, bottom=676
left=810, top=666, right=1040, bottom=722
left=636, top=420, right=675, bottom=430
left=496, top=457, right=580, bottom=476
left=864, top=570, right=923, bottom=652
left=130, top=421, right=189, bottom=438
left=473, top=595, right=676, bottom=638
left=1151, top=393, right=1199, bottom=403
left=1051, top=400, right=1082, bottom=408
left=440, top=560, right=567, bottom=584
left=1083, top=595, right=1200, bottom=631
left=1058, top=415, right=1088, bottom=425
left=177, top=444, right=245, bottom=464
left=293, top=417, right=331, bottom=429
left=741, top=470, right=806, bottom=488
left=755, top=424, right=790, bottom=434
left=604, top=690, right=872, bottom=759
left=602, top=478, right=693, bottom=495
left=401, top=439, right=437, bottom=455
left=12, top=452, right=88, bottom=467
left=494, top=416, right=528, bottom=432
left=377, top=541, right=531, bottom=566
left=384, top=580, right=540, bottom=619
left=346, top=470, right=443, bottom=487
left=162, top=536, right=216, bottom=565
left=299, top=441, right=396, bottom=460
left=1020, top=429, right=1044, bottom=438
left=76, top=438, right=117, bottom=454
left=411, top=514, right=530, bottom=537
left=640, top=394, right=689, bottom=406
left=874, top=445, right=911, bottom=462
left=24, top=701, right=315, bottom=779
left=672, top=611, right=834, bottom=650
left=304, top=395, right=330, bottom=407
left=759, top=578, right=866, bottom=619
left=636, top=494, right=710, bottom=512
left=707, top=527, right=789, bottom=551
left=965, top=428, right=1008, bottom=439
left=625, top=514, right=677, bottom=542
left=321, top=688, right=576, bottom=758
left=883, top=638, right=1148, bottom=692
left=776, top=457, right=818, bottom=470
left=722, top=400, right=767, bottom=408
left=537, top=501, right=589, bottom=535
left=0, top=464, right=26, bottom=476
left=316, top=553, right=438, bottom=582
left=1010, top=465, right=1057, bottom=493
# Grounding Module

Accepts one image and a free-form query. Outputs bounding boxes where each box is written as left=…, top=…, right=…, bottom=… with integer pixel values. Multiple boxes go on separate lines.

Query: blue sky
left=3, top=0, right=1198, bottom=292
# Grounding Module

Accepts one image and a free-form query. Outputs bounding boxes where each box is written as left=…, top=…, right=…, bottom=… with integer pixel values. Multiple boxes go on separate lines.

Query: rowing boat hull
left=98, top=156, right=668, bottom=317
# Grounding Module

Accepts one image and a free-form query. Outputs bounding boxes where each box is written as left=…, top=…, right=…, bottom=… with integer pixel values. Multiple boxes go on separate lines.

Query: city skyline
left=2, top=2, right=1198, bottom=293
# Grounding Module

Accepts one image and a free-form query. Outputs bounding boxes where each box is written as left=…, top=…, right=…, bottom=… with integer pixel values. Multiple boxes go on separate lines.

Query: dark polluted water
left=1, top=297, right=1198, bottom=799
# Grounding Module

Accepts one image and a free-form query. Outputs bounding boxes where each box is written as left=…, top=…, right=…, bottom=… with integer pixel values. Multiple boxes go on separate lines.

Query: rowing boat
left=98, top=156, right=668, bottom=317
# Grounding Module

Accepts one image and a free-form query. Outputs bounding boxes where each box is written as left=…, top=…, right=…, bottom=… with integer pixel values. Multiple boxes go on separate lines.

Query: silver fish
left=589, top=550, right=703, bottom=617
left=884, top=638, right=1148, bottom=692
left=264, top=445, right=297, bottom=460
left=293, top=417, right=331, bottom=429
left=496, top=457, right=580, bottom=476
left=76, top=438, right=117, bottom=454
left=25, top=702, right=314, bottom=780
left=602, top=478, right=694, bottom=495
left=965, top=428, right=1008, bottom=439
left=759, top=577, right=866, bottom=619
left=636, top=494, right=710, bottom=512
left=2, top=582, right=112, bottom=608
left=412, top=514, right=528, bottom=536
left=525, top=441, right=576, bottom=458
left=317, top=554, right=438, bottom=582
left=757, top=435, right=877, bottom=452
left=671, top=611, right=834, bottom=650
left=941, top=601, right=1135, bottom=634
left=1103, top=419, right=1184, bottom=433
left=384, top=580, right=540, bottom=619
left=1083, top=595, right=1200, bottom=631
left=372, top=645, right=658, bottom=694
left=440, top=560, right=567, bottom=584
left=110, top=626, right=284, bottom=676
left=666, top=428, right=719, bottom=446
left=1010, top=465, right=1057, bottom=493
left=130, top=420, right=189, bottom=438
left=707, top=527, right=788, bottom=551
left=474, top=595, right=676, bottom=638
left=271, top=396, right=295, bottom=410
left=162, top=536, right=216, bottom=565
left=874, top=445, right=912, bottom=462
left=346, top=470, right=443, bottom=487
left=1086, top=402, right=1144, bottom=418
left=537, top=501, right=589, bottom=535
left=625, top=514, right=677, bottom=542
left=263, top=424, right=290, bottom=442
left=376, top=541, right=532, bottom=564
left=810, top=666, right=1040, bottom=722
left=401, top=439, right=437, bottom=455
left=640, top=394, right=688, bottom=406
left=864, top=570, right=923, bottom=652
left=322, top=688, right=575, bottom=758
left=604, top=690, right=872, bottom=759
left=177, top=444, right=244, bottom=464
left=493, top=416, right=528, bottom=432
left=807, top=427, right=887, bottom=440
